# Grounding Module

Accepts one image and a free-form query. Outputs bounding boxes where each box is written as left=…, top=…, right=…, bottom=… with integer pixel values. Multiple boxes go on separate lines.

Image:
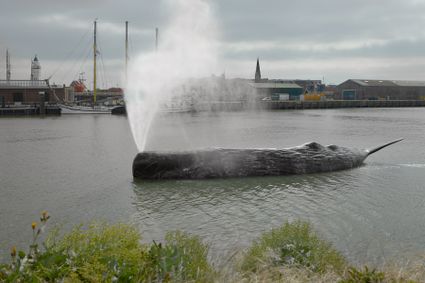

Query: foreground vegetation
left=1, top=213, right=424, bottom=282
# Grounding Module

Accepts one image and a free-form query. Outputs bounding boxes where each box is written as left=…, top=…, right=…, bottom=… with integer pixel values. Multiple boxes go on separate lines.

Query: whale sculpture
left=132, top=139, right=403, bottom=179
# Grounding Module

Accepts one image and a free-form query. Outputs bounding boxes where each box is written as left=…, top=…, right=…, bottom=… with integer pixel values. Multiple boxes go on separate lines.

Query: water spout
left=125, top=0, right=219, bottom=151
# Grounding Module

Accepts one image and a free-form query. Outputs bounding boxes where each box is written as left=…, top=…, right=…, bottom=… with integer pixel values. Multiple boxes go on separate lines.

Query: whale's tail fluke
left=367, top=138, right=404, bottom=156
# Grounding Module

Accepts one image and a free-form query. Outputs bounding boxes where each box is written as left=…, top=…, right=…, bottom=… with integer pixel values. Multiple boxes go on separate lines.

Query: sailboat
left=111, top=21, right=129, bottom=115
left=60, top=20, right=112, bottom=114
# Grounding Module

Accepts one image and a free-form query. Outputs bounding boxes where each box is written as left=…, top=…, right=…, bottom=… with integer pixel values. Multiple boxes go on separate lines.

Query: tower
left=255, top=57, right=261, bottom=82
left=31, top=55, right=41, bottom=80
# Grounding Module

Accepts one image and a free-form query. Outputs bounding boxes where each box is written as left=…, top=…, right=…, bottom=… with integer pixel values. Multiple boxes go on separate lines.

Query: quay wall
left=0, top=106, right=61, bottom=116
left=259, top=100, right=425, bottom=110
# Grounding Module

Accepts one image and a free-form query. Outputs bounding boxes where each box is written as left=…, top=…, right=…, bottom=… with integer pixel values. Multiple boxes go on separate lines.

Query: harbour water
left=1, top=108, right=425, bottom=265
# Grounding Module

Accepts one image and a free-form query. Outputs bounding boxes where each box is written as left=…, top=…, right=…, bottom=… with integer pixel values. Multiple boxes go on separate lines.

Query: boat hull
left=60, top=104, right=111, bottom=114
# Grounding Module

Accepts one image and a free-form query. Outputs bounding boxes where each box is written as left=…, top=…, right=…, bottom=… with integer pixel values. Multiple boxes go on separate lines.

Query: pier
left=260, top=100, right=425, bottom=110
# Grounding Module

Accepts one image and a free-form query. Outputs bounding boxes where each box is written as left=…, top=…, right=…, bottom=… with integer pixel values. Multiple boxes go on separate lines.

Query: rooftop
left=249, top=82, right=302, bottom=89
left=348, top=79, right=425, bottom=87
left=350, top=79, right=397, bottom=87
left=392, top=80, right=425, bottom=87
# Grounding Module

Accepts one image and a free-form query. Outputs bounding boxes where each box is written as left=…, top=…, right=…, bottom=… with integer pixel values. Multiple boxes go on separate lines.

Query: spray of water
left=125, top=0, right=219, bottom=152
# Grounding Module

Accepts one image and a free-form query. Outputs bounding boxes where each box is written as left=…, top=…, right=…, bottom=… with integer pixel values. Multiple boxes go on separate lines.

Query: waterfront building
left=292, top=79, right=324, bottom=93
left=0, top=80, right=67, bottom=105
left=250, top=81, right=304, bottom=100
left=336, top=79, right=425, bottom=100
left=250, top=58, right=304, bottom=100
left=0, top=53, right=68, bottom=105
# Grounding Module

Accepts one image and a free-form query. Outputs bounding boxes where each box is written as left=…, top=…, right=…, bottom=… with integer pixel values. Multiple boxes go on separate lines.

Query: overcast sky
left=1, top=0, right=425, bottom=87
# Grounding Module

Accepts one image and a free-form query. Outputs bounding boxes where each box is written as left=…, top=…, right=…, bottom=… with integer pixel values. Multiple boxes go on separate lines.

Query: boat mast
left=155, top=27, right=159, bottom=51
left=125, top=21, right=128, bottom=85
left=6, top=49, right=11, bottom=81
left=93, top=20, right=97, bottom=105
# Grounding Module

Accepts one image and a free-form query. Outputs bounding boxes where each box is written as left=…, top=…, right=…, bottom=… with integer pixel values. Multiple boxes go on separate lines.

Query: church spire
left=255, top=57, right=261, bottom=82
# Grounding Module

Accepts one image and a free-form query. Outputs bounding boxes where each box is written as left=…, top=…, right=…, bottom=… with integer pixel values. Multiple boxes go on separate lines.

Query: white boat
left=60, top=104, right=112, bottom=114
left=58, top=21, right=116, bottom=115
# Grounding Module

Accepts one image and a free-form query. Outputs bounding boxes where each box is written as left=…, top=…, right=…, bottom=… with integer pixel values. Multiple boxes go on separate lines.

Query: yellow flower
left=10, top=246, right=16, bottom=257
left=32, top=222, right=37, bottom=230
left=41, top=210, right=49, bottom=221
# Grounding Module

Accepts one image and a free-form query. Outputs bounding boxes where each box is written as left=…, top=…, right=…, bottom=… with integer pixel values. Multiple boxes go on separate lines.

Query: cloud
left=223, top=38, right=390, bottom=53
left=221, top=37, right=425, bottom=61
left=2, top=0, right=425, bottom=84
left=32, top=14, right=151, bottom=36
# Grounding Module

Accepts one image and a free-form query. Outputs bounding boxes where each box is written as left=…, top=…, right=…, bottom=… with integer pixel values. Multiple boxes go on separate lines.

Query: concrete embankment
left=260, top=100, right=425, bottom=110
left=0, top=106, right=61, bottom=116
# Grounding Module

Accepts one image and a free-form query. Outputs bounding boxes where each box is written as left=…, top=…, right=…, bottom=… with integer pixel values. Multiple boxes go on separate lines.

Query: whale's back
left=133, top=142, right=366, bottom=179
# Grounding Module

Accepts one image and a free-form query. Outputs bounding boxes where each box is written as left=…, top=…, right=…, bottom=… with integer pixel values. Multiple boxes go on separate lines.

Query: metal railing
left=0, top=80, right=48, bottom=88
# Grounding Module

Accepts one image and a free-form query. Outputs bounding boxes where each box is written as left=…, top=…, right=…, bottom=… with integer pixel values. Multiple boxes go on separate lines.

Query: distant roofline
left=341, top=79, right=425, bottom=87
left=249, top=82, right=303, bottom=89
left=347, top=78, right=425, bottom=82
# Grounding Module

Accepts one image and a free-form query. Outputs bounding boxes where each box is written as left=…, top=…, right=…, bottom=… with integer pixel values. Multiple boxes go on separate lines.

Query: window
left=13, top=93, right=23, bottom=102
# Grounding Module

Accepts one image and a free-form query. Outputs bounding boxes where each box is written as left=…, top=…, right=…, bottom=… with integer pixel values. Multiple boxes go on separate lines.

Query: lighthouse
left=30, top=55, right=41, bottom=80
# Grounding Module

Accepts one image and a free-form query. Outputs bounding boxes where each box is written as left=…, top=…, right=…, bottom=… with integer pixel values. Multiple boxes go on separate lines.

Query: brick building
left=0, top=80, right=67, bottom=105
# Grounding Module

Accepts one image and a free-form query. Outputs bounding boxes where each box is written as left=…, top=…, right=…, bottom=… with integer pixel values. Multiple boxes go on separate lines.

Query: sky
left=1, top=0, right=425, bottom=87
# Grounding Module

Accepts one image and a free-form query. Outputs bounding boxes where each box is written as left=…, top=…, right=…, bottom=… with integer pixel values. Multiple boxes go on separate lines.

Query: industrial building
left=336, top=79, right=425, bottom=100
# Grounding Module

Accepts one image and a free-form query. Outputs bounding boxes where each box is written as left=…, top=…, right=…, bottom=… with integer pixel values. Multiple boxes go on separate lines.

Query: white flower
left=19, top=257, right=28, bottom=272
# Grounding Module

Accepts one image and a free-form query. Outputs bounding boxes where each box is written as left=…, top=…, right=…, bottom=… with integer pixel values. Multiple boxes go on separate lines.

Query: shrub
left=140, top=231, right=215, bottom=282
left=0, top=215, right=214, bottom=282
left=240, top=220, right=346, bottom=274
left=45, top=222, right=144, bottom=282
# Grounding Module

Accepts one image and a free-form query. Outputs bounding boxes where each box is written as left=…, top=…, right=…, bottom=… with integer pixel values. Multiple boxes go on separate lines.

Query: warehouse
left=336, top=79, right=425, bottom=100
left=249, top=81, right=303, bottom=100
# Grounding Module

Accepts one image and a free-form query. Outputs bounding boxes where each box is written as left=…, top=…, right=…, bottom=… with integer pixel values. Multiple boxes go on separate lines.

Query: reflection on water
left=131, top=162, right=425, bottom=265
